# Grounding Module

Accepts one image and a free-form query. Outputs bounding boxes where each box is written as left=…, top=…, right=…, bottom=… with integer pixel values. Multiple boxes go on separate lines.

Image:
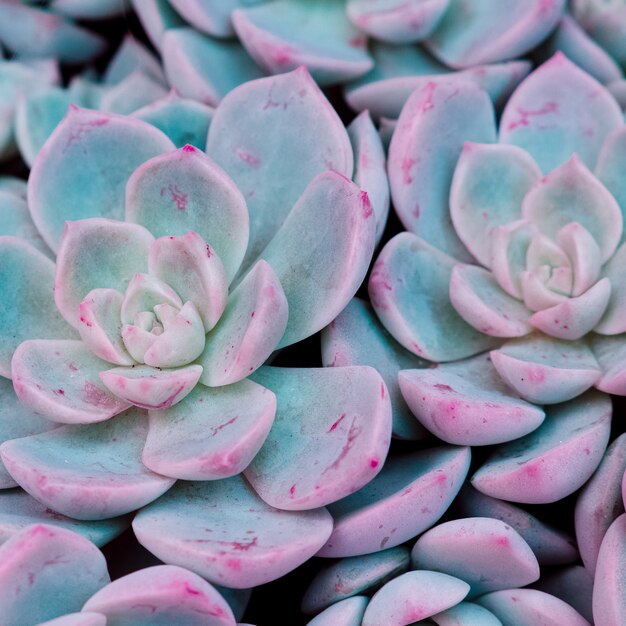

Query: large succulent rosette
left=0, top=67, right=396, bottom=591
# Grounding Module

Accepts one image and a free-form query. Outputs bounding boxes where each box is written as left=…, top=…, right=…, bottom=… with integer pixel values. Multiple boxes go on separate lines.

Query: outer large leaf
left=499, top=53, right=622, bottom=173
left=206, top=67, right=353, bottom=267
left=28, top=107, right=174, bottom=252
left=388, top=79, right=496, bottom=260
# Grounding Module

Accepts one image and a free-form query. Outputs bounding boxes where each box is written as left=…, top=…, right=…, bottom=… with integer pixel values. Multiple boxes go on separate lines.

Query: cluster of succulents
left=1, top=0, right=626, bottom=624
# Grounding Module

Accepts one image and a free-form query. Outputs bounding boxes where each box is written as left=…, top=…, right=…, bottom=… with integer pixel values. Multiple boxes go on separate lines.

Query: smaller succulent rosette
left=372, top=53, right=626, bottom=408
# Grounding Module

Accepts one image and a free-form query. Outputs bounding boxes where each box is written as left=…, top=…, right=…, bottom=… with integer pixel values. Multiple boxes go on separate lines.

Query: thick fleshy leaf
left=450, top=143, right=540, bottom=267
left=15, top=87, right=73, bottom=168
left=120, top=273, right=182, bottom=325
left=577, top=4, right=626, bottom=69
left=0, top=489, right=127, bottom=547
left=546, top=15, right=622, bottom=85
left=425, top=0, right=565, bottom=68
left=143, top=379, right=275, bottom=480
left=148, top=232, right=228, bottom=331
left=142, top=301, right=206, bottom=368
left=533, top=566, right=594, bottom=624
left=450, top=264, right=532, bottom=337
left=246, top=366, right=391, bottom=510
left=499, top=53, right=622, bottom=173
left=471, top=390, right=611, bottom=504
left=321, top=298, right=429, bottom=441
left=0, top=524, right=110, bottom=625
left=103, top=34, right=165, bottom=86
left=83, top=565, right=236, bottom=626
left=126, top=146, right=248, bottom=284
left=361, top=571, right=469, bottom=626
left=596, top=241, right=626, bottom=335
left=529, top=278, right=611, bottom=340
left=411, top=517, right=540, bottom=597
left=431, top=602, right=504, bottom=626
left=206, top=67, right=353, bottom=266
left=162, top=28, right=263, bottom=106
left=99, top=71, right=168, bottom=116
left=198, top=261, right=288, bottom=387
left=557, top=222, right=602, bottom=297
left=388, top=79, right=496, bottom=261
left=28, top=108, right=174, bottom=252
left=0, top=176, right=27, bottom=199
left=306, top=596, right=368, bottom=626
left=490, top=334, right=601, bottom=404
left=0, top=238, right=75, bottom=377
left=11, top=340, right=130, bottom=424
left=233, top=0, right=373, bottom=86
left=369, top=233, right=499, bottom=362
left=345, top=42, right=530, bottom=118
left=346, top=0, right=449, bottom=43
left=347, top=110, right=389, bottom=245
left=133, top=477, right=333, bottom=588
left=593, top=513, right=626, bottom=626
left=100, top=364, right=202, bottom=410
left=490, top=220, right=534, bottom=299
left=55, top=219, right=154, bottom=328
left=78, top=289, right=133, bottom=366
left=0, top=3, right=106, bottom=62
left=302, top=546, right=410, bottom=614
left=318, top=446, right=470, bottom=557
left=590, top=334, right=626, bottom=395
left=399, top=353, right=545, bottom=446
left=456, top=486, right=578, bottom=566
left=130, top=0, right=185, bottom=51
left=167, top=0, right=257, bottom=38
left=575, top=433, right=626, bottom=574
left=596, top=127, right=626, bottom=242
left=132, top=91, right=214, bottom=149
left=257, top=171, right=375, bottom=348
left=478, top=589, right=591, bottom=626
left=0, top=378, right=56, bottom=488
left=522, top=155, right=622, bottom=262
left=0, top=409, right=175, bottom=520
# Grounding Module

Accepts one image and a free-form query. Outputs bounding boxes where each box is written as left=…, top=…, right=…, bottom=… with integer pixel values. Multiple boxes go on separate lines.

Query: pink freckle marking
left=226, top=558, right=241, bottom=570
left=401, top=156, right=417, bottom=185
left=79, top=315, right=93, bottom=328
left=235, top=148, right=261, bottom=168
left=68, top=363, right=78, bottom=372
left=421, top=506, right=430, bottom=514
left=420, top=81, right=437, bottom=113
left=289, top=484, right=296, bottom=497
left=206, top=244, right=212, bottom=258
left=412, top=342, right=423, bottom=355
left=53, top=388, right=65, bottom=396
left=349, top=34, right=367, bottom=47
left=380, top=536, right=390, bottom=549
left=231, top=536, right=257, bottom=551
left=370, top=458, right=379, bottom=468
left=323, top=417, right=362, bottom=474
left=83, top=381, right=118, bottom=408
left=584, top=447, right=591, bottom=456
left=434, top=383, right=453, bottom=392
left=328, top=413, right=347, bottom=433
left=361, top=191, right=373, bottom=218
left=184, top=582, right=201, bottom=596
left=54, top=351, right=60, bottom=356
left=182, top=144, right=196, bottom=153
left=496, top=536, right=509, bottom=546
left=209, top=415, right=238, bottom=437
left=380, top=382, right=385, bottom=399
left=160, top=184, right=187, bottom=210
left=507, top=101, right=558, bottom=131
left=413, top=203, right=421, bottom=218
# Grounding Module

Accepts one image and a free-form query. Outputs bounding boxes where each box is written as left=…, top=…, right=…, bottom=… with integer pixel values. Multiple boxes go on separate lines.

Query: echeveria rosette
left=372, top=53, right=626, bottom=407
left=0, top=67, right=393, bottom=587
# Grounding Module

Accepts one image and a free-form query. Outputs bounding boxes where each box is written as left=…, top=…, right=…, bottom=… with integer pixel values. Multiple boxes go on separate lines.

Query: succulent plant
left=0, top=67, right=395, bottom=591
left=371, top=53, right=626, bottom=414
